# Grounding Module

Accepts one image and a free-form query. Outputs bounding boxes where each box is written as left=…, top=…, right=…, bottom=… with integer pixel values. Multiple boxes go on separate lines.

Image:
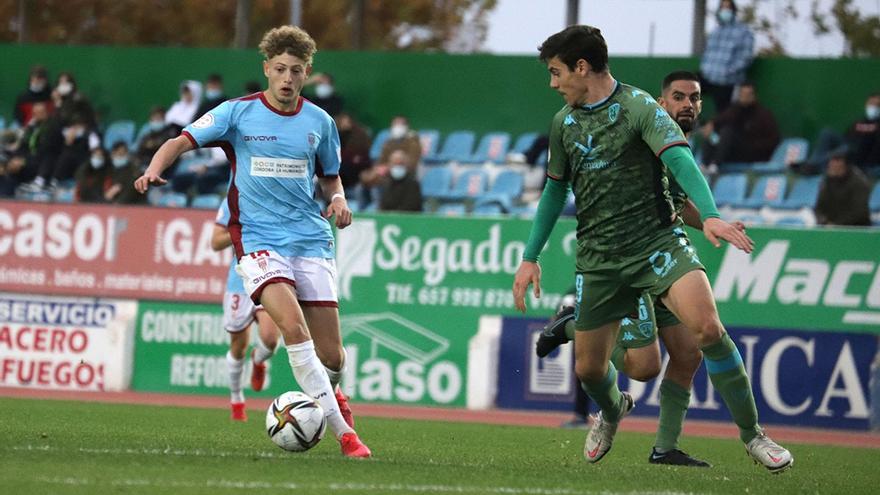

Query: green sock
left=564, top=319, right=575, bottom=341
left=581, top=363, right=623, bottom=420
left=702, top=332, right=761, bottom=443
left=654, top=379, right=690, bottom=452
left=609, top=343, right=626, bottom=373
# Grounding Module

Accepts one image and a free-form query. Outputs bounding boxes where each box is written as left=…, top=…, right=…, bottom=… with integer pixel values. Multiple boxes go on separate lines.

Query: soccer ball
left=265, top=391, right=327, bottom=452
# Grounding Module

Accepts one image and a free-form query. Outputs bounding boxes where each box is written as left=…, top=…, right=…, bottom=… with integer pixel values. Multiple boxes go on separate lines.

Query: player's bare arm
left=211, top=224, right=232, bottom=251
left=680, top=199, right=746, bottom=233
left=513, top=261, right=542, bottom=313
left=318, top=176, right=352, bottom=229
left=134, top=135, right=195, bottom=193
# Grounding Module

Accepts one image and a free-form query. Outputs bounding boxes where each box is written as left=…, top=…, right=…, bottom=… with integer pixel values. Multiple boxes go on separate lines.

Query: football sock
left=226, top=351, right=245, bottom=403
left=581, top=363, right=623, bottom=421
left=702, top=332, right=760, bottom=443
left=324, top=348, right=345, bottom=389
left=287, top=340, right=353, bottom=438
left=654, top=379, right=690, bottom=452
left=253, top=338, right=275, bottom=364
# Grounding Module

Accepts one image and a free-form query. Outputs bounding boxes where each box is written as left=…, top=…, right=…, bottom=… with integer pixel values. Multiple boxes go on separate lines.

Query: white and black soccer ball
left=265, top=391, right=327, bottom=452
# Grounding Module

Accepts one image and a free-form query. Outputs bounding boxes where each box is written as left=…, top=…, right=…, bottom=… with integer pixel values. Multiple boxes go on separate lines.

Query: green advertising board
left=131, top=300, right=294, bottom=398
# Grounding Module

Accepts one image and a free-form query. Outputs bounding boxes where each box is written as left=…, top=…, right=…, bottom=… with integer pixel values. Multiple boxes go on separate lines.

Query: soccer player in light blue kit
left=135, top=25, right=370, bottom=458
left=212, top=201, right=280, bottom=422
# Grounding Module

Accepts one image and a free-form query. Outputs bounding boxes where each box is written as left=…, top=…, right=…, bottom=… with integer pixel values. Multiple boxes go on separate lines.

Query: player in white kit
left=135, top=25, right=370, bottom=458
left=212, top=201, right=280, bottom=422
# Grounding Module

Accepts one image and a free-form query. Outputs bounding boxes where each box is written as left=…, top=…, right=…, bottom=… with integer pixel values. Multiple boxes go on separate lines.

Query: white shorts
left=222, top=291, right=264, bottom=333
left=236, top=250, right=338, bottom=307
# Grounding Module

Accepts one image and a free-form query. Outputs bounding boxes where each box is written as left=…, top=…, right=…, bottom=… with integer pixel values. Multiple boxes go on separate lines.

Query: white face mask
left=112, top=157, right=128, bottom=168
left=866, top=105, right=880, bottom=121
left=30, top=81, right=47, bottom=93
left=315, top=83, right=334, bottom=99
left=90, top=156, right=104, bottom=169
left=390, top=124, right=408, bottom=139
left=718, top=9, right=734, bottom=24
left=205, top=88, right=222, bottom=100
left=57, top=82, right=74, bottom=96
left=390, top=165, right=407, bottom=180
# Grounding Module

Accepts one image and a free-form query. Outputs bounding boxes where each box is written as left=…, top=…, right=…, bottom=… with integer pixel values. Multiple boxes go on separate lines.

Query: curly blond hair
left=258, top=26, right=317, bottom=64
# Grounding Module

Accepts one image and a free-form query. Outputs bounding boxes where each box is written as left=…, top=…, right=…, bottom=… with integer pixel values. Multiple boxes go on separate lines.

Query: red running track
left=2, top=387, right=878, bottom=449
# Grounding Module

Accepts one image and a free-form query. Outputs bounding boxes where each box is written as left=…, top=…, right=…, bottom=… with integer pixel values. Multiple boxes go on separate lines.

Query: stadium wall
left=1, top=43, right=879, bottom=140
left=0, top=201, right=878, bottom=428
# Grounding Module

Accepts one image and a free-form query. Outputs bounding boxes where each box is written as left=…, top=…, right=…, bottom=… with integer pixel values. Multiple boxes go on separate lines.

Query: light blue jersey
left=184, top=93, right=341, bottom=259
left=215, top=202, right=246, bottom=293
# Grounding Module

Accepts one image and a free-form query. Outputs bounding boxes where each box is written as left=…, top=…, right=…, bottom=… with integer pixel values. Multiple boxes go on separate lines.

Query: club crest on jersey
left=192, top=113, right=214, bottom=129
left=307, top=132, right=320, bottom=149
left=608, top=103, right=620, bottom=123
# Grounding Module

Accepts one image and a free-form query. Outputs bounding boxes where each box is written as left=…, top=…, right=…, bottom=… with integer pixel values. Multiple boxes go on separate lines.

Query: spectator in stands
left=699, top=0, right=754, bottom=114
left=243, top=80, right=262, bottom=95
left=1, top=101, right=51, bottom=194
left=13, top=65, right=53, bottom=127
left=75, top=147, right=110, bottom=203
left=378, top=150, right=422, bottom=212
left=196, top=74, right=227, bottom=118
left=305, top=72, right=344, bottom=116
left=359, top=115, right=422, bottom=206
left=137, top=106, right=178, bottom=167
left=170, top=147, right=230, bottom=196
left=51, top=72, right=97, bottom=130
left=700, top=81, right=779, bottom=171
left=524, top=134, right=550, bottom=167
left=105, top=141, right=147, bottom=205
left=335, top=112, right=372, bottom=190
left=814, top=148, right=872, bottom=226
left=804, top=93, right=880, bottom=172
left=165, top=80, right=203, bottom=131
left=19, top=110, right=97, bottom=193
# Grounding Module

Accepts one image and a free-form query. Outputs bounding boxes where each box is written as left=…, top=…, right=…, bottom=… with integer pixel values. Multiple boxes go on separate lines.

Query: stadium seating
left=434, top=131, right=475, bottom=163
left=465, top=132, right=510, bottom=164
left=418, top=129, right=441, bottom=161
left=712, top=173, right=748, bottom=207
left=368, top=128, right=390, bottom=162
left=440, top=169, right=488, bottom=202
left=751, top=137, right=810, bottom=173
left=103, top=120, right=136, bottom=150
left=156, top=192, right=188, bottom=208
left=54, top=188, right=76, bottom=204
left=735, top=174, right=787, bottom=209
left=511, top=132, right=539, bottom=154
left=191, top=194, right=222, bottom=209
left=870, top=182, right=880, bottom=212
left=133, top=122, right=152, bottom=149
left=475, top=170, right=524, bottom=212
left=775, top=216, right=806, bottom=227
left=472, top=202, right=504, bottom=216
left=778, top=176, right=822, bottom=209
left=436, top=202, right=467, bottom=216
left=420, top=165, right=454, bottom=200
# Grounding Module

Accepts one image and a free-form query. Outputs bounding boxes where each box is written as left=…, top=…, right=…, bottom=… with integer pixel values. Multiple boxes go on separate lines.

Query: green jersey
left=547, top=82, right=688, bottom=256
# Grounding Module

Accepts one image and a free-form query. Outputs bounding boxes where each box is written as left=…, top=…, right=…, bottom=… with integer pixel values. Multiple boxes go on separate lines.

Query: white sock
left=287, top=340, right=353, bottom=439
left=226, top=351, right=245, bottom=404
left=253, top=338, right=275, bottom=364
left=324, top=348, right=346, bottom=389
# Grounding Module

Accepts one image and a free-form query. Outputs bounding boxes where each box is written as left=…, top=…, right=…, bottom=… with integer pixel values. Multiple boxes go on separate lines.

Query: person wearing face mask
left=799, top=93, right=880, bottom=173
left=700, top=81, right=779, bottom=170
left=196, top=74, right=228, bottom=119
left=165, top=80, right=203, bottom=132
left=137, top=106, right=177, bottom=168
left=814, top=147, right=871, bottom=226
left=74, top=147, right=111, bottom=203
left=334, top=112, right=372, bottom=190
left=699, top=0, right=754, bottom=115
left=13, top=65, right=54, bottom=127
left=52, top=72, right=97, bottom=130
left=378, top=150, right=422, bottom=212
left=105, top=141, right=147, bottom=205
left=359, top=115, right=423, bottom=205
left=305, top=73, right=344, bottom=117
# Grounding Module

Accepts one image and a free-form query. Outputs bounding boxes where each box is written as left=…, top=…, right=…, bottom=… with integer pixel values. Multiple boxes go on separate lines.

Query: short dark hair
left=111, top=141, right=129, bottom=152
left=661, top=71, right=700, bottom=93
left=721, top=0, right=738, bottom=15
left=206, top=73, right=223, bottom=84
left=538, top=25, right=608, bottom=73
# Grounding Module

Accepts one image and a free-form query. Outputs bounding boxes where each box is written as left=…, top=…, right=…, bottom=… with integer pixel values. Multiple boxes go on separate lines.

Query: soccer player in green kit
left=512, top=26, right=792, bottom=473
left=537, top=71, right=748, bottom=468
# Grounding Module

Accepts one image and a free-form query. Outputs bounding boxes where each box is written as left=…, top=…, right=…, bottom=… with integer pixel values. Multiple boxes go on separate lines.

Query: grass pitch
left=1, top=397, right=876, bottom=494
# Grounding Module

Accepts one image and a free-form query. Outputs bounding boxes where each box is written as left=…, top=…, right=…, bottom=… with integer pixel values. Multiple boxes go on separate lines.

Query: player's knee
left=317, top=346, right=344, bottom=371
left=575, top=359, right=607, bottom=384
left=626, top=353, right=661, bottom=382
left=692, top=318, right=724, bottom=347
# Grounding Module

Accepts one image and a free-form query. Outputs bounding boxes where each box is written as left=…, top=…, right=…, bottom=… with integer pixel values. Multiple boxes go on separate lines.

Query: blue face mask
left=112, top=157, right=128, bottom=169
left=206, top=89, right=222, bottom=100
left=90, top=156, right=104, bottom=169
left=718, top=9, right=734, bottom=24
left=866, top=105, right=880, bottom=121
left=149, top=120, right=164, bottom=131
left=390, top=165, right=407, bottom=180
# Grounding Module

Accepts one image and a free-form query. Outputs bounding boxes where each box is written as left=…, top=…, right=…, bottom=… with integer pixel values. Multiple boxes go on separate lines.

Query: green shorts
left=617, top=295, right=682, bottom=349
left=573, top=226, right=703, bottom=331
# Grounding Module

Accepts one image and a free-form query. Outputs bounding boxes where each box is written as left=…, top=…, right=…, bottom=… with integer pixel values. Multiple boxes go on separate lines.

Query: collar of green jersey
left=579, top=79, right=620, bottom=111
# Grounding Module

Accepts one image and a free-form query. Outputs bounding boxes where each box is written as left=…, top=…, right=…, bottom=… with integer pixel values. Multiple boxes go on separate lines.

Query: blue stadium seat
left=191, top=194, right=222, bottom=209
left=466, top=132, right=510, bottom=164
left=775, top=216, right=806, bottom=227
left=418, top=129, right=441, bottom=162
left=435, top=131, right=475, bottom=163
left=420, top=165, right=454, bottom=199
left=436, top=203, right=466, bottom=216
left=440, top=169, right=488, bottom=201
left=736, top=174, right=787, bottom=208
left=0, top=115, right=6, bottom=130
left=870, top=182, right=880, bottom=212
left=712, top=173, right=748, bottom=207
left=133, top=122, right=152, bottom=149
left=476, top=170, right=524, bottom=211
left=511, top=132, right=539, bottom=154
left=779, top=176, right=821, bottom=209
left=157, top=192, right=188, bottom=208
left=751, top=137, right=810, bottom=173
left=103, top=120, right=136, bottom=150
left=472, top=203, right=504, bottom=216
left=368, top=128, right=390, bottom=162
left=54, top=188, right=75, bottom=204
